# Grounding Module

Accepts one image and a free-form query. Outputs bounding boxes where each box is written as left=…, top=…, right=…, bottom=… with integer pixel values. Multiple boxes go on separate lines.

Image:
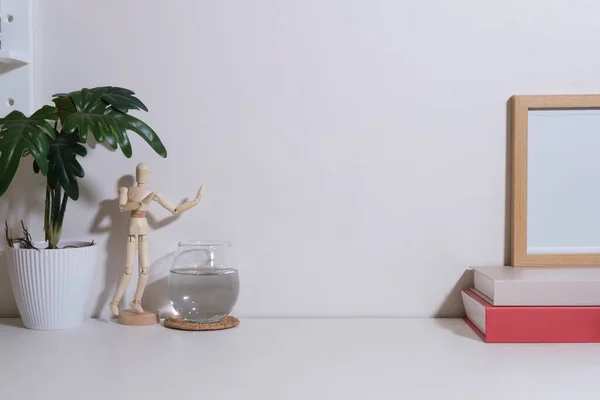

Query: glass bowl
left=169, top=240, right=239, bottom=323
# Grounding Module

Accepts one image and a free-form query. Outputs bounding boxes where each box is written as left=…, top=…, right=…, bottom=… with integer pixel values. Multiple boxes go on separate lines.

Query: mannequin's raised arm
left=154, top=193, right=178, bottom=215
left=153, top=186, right=204, bottom=215
left=174, top=186, right=204, bottom=214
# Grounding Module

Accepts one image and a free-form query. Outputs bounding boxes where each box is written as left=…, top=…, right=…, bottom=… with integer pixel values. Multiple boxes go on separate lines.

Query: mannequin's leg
left=109, top=235, right=137, bottom=316
left=131, top=235, right=150, bottom=313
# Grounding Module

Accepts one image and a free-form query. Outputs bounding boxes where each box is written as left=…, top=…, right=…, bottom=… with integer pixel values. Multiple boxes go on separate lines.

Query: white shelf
left=0, top=49, right=28, bottom=64
left=0, top=318, right=599, bottom=399
left=0, top=0, right=32, bottom=116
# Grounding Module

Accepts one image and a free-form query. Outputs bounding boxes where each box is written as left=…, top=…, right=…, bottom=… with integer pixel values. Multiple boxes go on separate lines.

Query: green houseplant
left=1, top=86, right=167, bottom=330
left=1, top=86, right=167, bottom=248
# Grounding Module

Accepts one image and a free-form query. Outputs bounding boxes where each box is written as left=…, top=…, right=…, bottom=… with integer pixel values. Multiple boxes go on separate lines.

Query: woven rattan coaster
left=163, top=315, right=240, bottom=331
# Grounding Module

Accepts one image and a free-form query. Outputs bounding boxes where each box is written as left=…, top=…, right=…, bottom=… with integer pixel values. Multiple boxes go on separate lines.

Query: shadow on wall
left=89, top=175, right=132, bottom=319
left=0, top=63, right=25, bottom=75
left=89, top=175, right=179, bottom=319
left=0, top=250, right=18, bottom=317
left=144, top=252, right=177, bottom=318
left=434, top=269, right=474, bottom=318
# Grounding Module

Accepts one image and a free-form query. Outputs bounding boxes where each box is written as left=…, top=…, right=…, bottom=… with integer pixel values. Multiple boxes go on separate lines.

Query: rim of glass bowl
left=177, top=240, right=232, bottom=248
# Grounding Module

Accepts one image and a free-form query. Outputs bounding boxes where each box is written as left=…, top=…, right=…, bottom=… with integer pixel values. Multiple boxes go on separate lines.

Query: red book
left=462, top=289, right=600, bottom=343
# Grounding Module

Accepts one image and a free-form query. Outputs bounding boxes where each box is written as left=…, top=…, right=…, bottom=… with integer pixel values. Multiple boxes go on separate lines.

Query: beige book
left=473, top=266, right=600, bottom=306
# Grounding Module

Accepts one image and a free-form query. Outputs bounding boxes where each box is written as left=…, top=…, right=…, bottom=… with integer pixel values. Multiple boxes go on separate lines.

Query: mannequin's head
left=136, top=163, right=150, bottom=185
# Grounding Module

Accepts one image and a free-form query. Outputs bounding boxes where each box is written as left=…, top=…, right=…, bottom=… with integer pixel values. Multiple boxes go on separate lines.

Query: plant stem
left=44, top=185, right=50, bottom=242
left=52, top=186, right=61, bottom=224
left=44, top=184, right=69, bottom=249
left=47, top=186, right=63, bottom=249
left=58, top=190, right=68, bottom=229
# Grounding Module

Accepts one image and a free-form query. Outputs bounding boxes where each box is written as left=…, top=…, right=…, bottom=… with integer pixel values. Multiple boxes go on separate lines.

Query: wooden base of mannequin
left=117, top=309, right=160, bottom=326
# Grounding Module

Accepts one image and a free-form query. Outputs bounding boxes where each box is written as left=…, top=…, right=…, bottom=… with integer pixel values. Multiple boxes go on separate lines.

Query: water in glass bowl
left=169, top=267, right=240, bottom=323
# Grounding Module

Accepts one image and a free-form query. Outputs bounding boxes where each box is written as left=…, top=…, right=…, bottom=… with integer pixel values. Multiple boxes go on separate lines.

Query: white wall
left=2, top=0, right=600, bottom=318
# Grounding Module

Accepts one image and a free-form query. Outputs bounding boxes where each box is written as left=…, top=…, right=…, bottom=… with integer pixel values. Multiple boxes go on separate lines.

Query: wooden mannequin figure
left=108, top=162, right=203, bottom=323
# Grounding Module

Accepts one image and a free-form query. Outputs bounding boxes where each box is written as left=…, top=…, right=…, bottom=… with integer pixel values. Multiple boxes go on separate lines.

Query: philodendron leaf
left=69, top=87, right=108, bottom=113
left=46, top=133, right=87, bottom=200
left=0, top=110, right=56, bottom=196
left=100, top=87, right=148, bottom=113
left=31, top=105, right=59, bottom=122
left=63, top=103, right=120, bottom=148
left=61, top=87, right=118, bottom=148
left=56, top=86, right=167, bottom=159
left=52, top=96, right=77, bottom=126
left=109, top=110, right=167, bottom=158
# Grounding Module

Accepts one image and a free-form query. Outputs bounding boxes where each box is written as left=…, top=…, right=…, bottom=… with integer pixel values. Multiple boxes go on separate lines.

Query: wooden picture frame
left=511, top=94, right=600, bottom=267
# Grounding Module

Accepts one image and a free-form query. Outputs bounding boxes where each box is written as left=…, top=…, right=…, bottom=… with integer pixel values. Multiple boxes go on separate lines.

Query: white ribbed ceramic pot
left=5, top=241, right=97, bottom=330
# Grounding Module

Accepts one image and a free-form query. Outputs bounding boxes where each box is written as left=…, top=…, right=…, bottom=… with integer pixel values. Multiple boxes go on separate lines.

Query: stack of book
left=463, top=266, right=600, bottom=343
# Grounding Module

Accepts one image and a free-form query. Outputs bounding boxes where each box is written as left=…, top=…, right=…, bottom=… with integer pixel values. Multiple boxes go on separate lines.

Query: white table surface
left=1, top=318, right=600, bottom=400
